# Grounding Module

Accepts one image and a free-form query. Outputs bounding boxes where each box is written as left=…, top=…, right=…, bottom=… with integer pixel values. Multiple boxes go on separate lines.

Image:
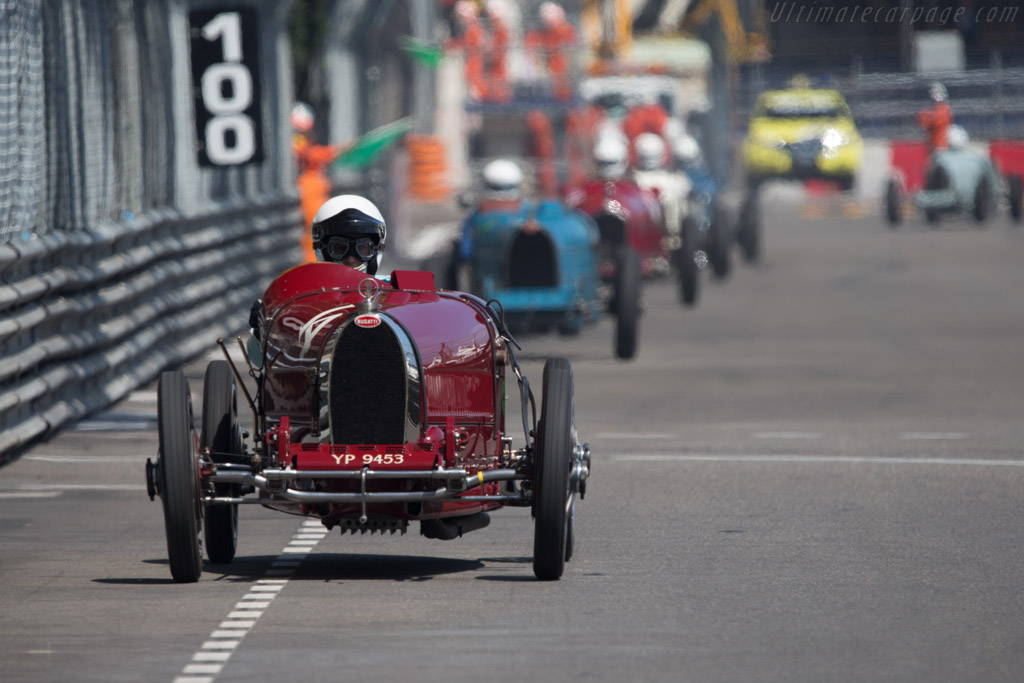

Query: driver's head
left=634, top=133, right=667, bottom=171
left=482, top=159, right=524, bottom=200
left=930, top=82, right=948, bottom=103
left=594, top=135, right=628, bottom=180
left=311, top=195, right=386, bottom=275
left=947, top=125, right=969, bottom=150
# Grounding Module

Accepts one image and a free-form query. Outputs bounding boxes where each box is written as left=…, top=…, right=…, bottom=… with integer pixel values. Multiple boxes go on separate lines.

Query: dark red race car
left=146, top=263, right=590, bottom=582
left=563, top=177, right=673, bottom=282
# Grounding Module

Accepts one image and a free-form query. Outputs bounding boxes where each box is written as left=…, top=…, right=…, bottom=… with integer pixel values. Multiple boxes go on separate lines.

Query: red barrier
left=889, top=140, right=930, bottom=193
left=988, top=140, right=1024, bottom=177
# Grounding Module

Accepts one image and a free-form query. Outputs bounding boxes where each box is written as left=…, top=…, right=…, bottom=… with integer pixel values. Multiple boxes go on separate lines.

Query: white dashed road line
left=172, top=520, right=328, bottom=683
left=899, top=432, right=969, bottom=440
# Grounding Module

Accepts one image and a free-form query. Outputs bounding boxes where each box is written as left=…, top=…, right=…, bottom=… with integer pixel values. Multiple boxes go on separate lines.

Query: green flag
left=400, top=36, right=444, bottom=69
left=333, top=118, right=415, bottom=171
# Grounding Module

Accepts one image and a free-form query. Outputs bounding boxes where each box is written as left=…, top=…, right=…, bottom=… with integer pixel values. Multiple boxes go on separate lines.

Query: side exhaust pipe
left=420, top=512, right=491, bottom=540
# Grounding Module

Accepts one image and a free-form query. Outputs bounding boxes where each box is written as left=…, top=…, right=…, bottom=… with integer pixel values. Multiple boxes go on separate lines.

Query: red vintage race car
left=145, top=263, right=590, bottom=582
left=563, top=177, right=673, bottom=281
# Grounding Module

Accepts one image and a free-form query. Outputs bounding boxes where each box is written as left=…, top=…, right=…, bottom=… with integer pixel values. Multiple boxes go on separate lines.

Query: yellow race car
left=742, top=88, right=863, bottom=191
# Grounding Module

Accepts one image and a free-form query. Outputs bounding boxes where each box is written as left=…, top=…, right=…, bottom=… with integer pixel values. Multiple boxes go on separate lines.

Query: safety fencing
left=0, top=0, right=300, bottom=461
left=0, top=198, right=300, bottom=459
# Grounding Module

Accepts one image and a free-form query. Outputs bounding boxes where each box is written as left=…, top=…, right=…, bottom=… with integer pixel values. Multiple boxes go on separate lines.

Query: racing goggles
left=325, top=236, right=379, bottom=262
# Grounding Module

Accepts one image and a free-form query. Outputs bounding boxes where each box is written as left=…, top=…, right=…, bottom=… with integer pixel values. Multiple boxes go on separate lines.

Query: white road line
left=754, top=432, right=823, bottom=439
left=16, top=483, right=140, bottom=491
left=595, top=433, right=676, bottom=439
left=174, top=522, right=327, bottom=682
left=900, top=432, right=969, bottom=440
left=613, top=454, right=1024, bottom=467
left=67, top=420, right=156, bottom=431
left=0, top=492, right=62, bottom=500
left=26, top=455, right=142, bottom=463
left=127, top=391, right=158, bottom=403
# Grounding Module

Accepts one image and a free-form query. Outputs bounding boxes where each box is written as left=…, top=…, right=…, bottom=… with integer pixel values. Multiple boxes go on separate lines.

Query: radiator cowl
left=318, top=315, right=424, bottom=445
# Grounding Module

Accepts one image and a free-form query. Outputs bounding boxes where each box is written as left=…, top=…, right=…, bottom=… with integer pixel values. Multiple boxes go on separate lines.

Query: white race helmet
left=594, top=135, right=628, bottom=180
left=291, top=102, right=314, bottom=133
left=672, top=133, right=701, bottom=167
left=634, top=133, right=667, bottom=171
left=930, top=82, right=948, bottom=103
left=311, top=195, right=387, bottom=274
left=482, top=159, right=523, bottom=198
left=454, top=0, right=478, bottom=23
left=539, top=1, right=565, bottom=26
left=947, top=124, right=968, bottom=150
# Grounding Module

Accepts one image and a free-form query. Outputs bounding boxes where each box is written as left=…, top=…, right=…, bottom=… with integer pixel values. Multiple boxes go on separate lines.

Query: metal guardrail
left=0, top=197, right=301, bottom=461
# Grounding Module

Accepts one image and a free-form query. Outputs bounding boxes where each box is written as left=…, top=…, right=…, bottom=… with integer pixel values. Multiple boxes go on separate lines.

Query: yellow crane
left=580, top=0, right=632, bottom=62
left=681, top=0, right=769, bottom=63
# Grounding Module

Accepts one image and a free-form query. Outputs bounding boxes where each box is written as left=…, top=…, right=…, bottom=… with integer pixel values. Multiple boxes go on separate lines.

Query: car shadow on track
left=276, top=553, right=485, bottom=582
left=113, top=554, right=542, bottom=584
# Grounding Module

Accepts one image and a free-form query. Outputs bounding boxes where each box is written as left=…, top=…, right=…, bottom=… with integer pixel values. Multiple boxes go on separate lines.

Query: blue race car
left=447, top=197, right=642, bottom=360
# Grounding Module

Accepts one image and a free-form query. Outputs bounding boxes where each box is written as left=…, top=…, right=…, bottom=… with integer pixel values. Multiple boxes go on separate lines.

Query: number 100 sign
left=189, top=8, right=264, bottom=166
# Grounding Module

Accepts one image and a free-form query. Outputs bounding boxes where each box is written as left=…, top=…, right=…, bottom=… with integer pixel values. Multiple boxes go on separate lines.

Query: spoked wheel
left=708, top=199, right=732, bottom=280
left=974, top=175, right=994, bottom=224
left=677, top=216, right=699, bottom=307
left=613, top=246, right=641, bottom=360
left=925, top=165, right=949, bottom=226
left=157, top=371, right=203, bottom=583
left=738, top=191, right=761, bottom=263
left=533, top=357, right=575, bottom=581
left=885, top=177, right=903, bottom=228
left=201, top=361, right=240, bottom=564
left=1008, top=174, right=1023, bottom=224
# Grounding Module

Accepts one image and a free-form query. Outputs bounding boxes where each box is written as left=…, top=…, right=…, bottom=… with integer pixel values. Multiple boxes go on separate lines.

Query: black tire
left=738, top=192, right=761, bottom=263
left=677, top=215, right=699, bottom=307
left=885, top=178, right=903, bottom=227
left=533, top=358, right=574, bottom=581
left=974, top=175, right=993, bottom=223
left=838, top=174, right=856, bottom=193
left=708, top=200, right=732, bottom=280
left=158, top=371, right=202, bottom=583
left=613, top=246, right=641, bottom=360
left=201, top=361, right=239, bottom=564
left=1009, top=174, right=1023, bottom=224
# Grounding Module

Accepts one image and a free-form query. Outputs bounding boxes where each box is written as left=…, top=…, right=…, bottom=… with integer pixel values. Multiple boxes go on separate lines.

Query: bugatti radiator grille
left=506, top=231, right=558, bottom=288
left=595, top=212, right=626, bottom=247
left=330, top=324, right=406, bottom=444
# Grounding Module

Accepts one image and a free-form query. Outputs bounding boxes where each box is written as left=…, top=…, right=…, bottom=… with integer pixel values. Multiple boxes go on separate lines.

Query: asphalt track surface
left=4, top=196, right=1024, bottom=683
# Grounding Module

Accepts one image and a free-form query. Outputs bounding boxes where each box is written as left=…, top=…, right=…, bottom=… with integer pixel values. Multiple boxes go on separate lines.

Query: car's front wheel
left=613, top=246, right=641, bottom=360
left=533, top=358, right=575, bottom=581
left=677, top=215, right=699, bottom=307
left=158, top=371, right=203, bottom=583
left=885, top=177, right=903, bottom=228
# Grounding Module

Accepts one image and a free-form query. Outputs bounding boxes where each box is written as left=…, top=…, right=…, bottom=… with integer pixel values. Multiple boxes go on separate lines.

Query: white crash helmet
left=290, top=102, right=314, bottom=133
left=594, top=136, right=628, bottom=180
left=539, top=1, right=565, bottom=26
left=947, top=124, right=969, bottom=150
left=634, top=133, right=667, bottom=171
left=482, top=158, right=523, bottom=199
left=930, top=82, right=948, bottom=103
left=454, top=0, right=478, bottom=23
left=672, top=133, right=701, bottom=167
left=311, top=195, right=387, bottom=275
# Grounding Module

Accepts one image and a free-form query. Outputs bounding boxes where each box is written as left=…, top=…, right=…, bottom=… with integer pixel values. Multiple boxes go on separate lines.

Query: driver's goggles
left=325, top=236, right=379, bottom=261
